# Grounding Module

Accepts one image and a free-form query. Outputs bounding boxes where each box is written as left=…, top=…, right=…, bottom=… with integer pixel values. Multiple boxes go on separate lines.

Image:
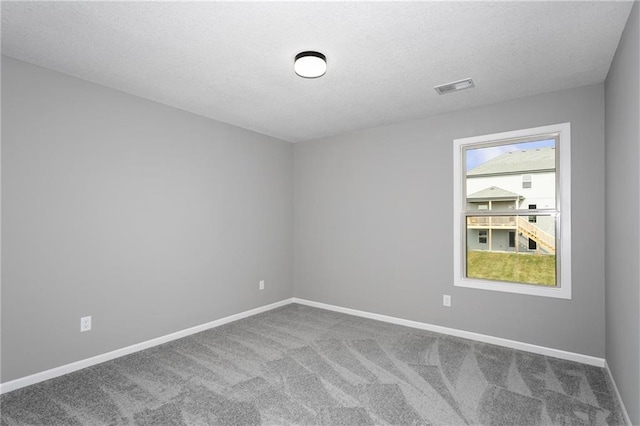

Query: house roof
left=467, top=186, right=523, bottom=201
left=467, top=147, right=556, bottom=176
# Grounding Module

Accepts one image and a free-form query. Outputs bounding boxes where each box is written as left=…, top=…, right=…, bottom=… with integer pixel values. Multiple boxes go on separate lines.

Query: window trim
left=453, top=123, right=572, bottom=299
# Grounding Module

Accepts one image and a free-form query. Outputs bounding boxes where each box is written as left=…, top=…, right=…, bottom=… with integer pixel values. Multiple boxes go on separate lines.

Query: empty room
left=1, top=1, right=639, bottom=425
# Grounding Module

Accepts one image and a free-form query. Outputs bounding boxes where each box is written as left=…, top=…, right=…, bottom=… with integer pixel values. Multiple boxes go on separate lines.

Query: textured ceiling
left=1, top=1, right=634, bottom=142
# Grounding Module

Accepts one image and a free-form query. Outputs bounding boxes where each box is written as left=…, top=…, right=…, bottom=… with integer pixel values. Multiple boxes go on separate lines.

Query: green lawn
left=466, top=251, right=556, bottom=286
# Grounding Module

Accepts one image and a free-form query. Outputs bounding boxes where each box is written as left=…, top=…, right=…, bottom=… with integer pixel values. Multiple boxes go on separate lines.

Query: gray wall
left=605, top=1, right=640, bottom=423
left=1, top=57, right=293, bottom=383
left=294, top=84, right=606, bottom=358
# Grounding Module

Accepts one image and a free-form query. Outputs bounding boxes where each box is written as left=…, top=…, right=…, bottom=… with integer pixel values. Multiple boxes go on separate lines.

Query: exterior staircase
left=517, top=216, right=555, bottom=254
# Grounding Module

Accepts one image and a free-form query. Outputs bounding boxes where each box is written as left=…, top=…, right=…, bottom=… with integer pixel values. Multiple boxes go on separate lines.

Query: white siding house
left=466, top=147, right=556, bottom=254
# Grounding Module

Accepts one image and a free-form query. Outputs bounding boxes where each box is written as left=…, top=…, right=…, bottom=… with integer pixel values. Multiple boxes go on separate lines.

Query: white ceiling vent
left=434, top=78, right=475, bottom=95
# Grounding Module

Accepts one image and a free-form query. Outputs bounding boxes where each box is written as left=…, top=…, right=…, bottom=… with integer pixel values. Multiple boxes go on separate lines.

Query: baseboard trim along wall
left=1, top=296, right=612, bottom=399
left=0, top=298, right=294, bottom=395
left=604, top=361, right=633, bottom=426
left=293, top=298, right=606, bottom=368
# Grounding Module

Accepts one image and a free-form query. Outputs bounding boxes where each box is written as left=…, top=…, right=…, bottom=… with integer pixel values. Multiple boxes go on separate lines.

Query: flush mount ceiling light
left=294, top=51, right=327, bottom=78
left=434, top=78, right=475, bottom=95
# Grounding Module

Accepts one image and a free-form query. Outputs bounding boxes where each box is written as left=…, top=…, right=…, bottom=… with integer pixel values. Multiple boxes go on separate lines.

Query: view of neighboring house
left=465, top=145, right=556, bottom=254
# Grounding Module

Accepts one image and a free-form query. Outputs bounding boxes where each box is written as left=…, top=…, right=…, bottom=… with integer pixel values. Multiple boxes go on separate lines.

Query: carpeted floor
left=0, top=303, right=626, bottom=425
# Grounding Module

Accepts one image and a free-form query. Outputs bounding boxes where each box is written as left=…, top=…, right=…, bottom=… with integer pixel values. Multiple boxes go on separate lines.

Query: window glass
left=465, top=140, right=556, bottom=208
left=465, top=215, right=556, bottom=286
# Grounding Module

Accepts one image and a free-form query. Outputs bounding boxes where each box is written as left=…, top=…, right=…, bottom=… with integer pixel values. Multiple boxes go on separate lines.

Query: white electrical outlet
left=259, top=280, right=265, bottom=290
left=80, top=316, right=92, bottom=332
left=443, top=295, right=451, bottom=307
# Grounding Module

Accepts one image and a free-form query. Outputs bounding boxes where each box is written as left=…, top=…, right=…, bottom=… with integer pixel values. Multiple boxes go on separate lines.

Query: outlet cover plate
left=443, top=295, right=451, bottom=307
left=81, top=316, right=92, bottom=332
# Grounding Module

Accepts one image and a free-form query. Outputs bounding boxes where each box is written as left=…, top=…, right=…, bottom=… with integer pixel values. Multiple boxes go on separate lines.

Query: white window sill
left=454, top=277, right=571, bottom=299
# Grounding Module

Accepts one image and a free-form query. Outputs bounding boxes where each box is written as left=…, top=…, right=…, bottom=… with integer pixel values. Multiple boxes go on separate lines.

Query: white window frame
left=453, top=123, right=572, bottom=299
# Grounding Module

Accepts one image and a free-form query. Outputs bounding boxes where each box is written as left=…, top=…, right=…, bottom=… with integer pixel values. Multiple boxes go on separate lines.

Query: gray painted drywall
left=294, top=84, right=606, bottom=358
left=605, top=1, right=640, bottom=423
left=1, top=57, right=293, bottom=383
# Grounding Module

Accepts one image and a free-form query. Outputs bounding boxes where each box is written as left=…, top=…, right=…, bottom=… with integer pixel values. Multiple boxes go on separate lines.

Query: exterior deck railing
left=467, top=215, right=556, bottom=254
left=467, top=216, right=516, bottom=227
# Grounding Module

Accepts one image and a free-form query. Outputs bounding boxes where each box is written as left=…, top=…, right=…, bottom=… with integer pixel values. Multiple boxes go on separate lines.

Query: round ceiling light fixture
left=294, top=51, right=327, bottom=78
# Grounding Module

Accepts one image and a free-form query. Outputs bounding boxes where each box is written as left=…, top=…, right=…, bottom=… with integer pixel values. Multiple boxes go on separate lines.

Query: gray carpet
left=0, top=303, right=626, bottom=425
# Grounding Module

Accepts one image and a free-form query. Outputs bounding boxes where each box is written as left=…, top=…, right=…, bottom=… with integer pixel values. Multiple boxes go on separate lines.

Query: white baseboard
left=293, top=297, right=606, bottom=368
left=0, top=298, right=294, bottom=395
left=1, top=296, right=610, bottom=397
left=604, top=361, right=633, bottom=426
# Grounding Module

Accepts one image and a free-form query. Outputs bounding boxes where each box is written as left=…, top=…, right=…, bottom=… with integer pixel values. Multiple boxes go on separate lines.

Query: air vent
left=434, top=78, right=475, bottom=95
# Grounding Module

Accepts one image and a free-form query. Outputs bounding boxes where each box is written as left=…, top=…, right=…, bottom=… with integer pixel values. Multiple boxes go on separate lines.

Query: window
left=528, top=204, right=537, bottom=223
left=453, top=123, right=571, bottom=299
